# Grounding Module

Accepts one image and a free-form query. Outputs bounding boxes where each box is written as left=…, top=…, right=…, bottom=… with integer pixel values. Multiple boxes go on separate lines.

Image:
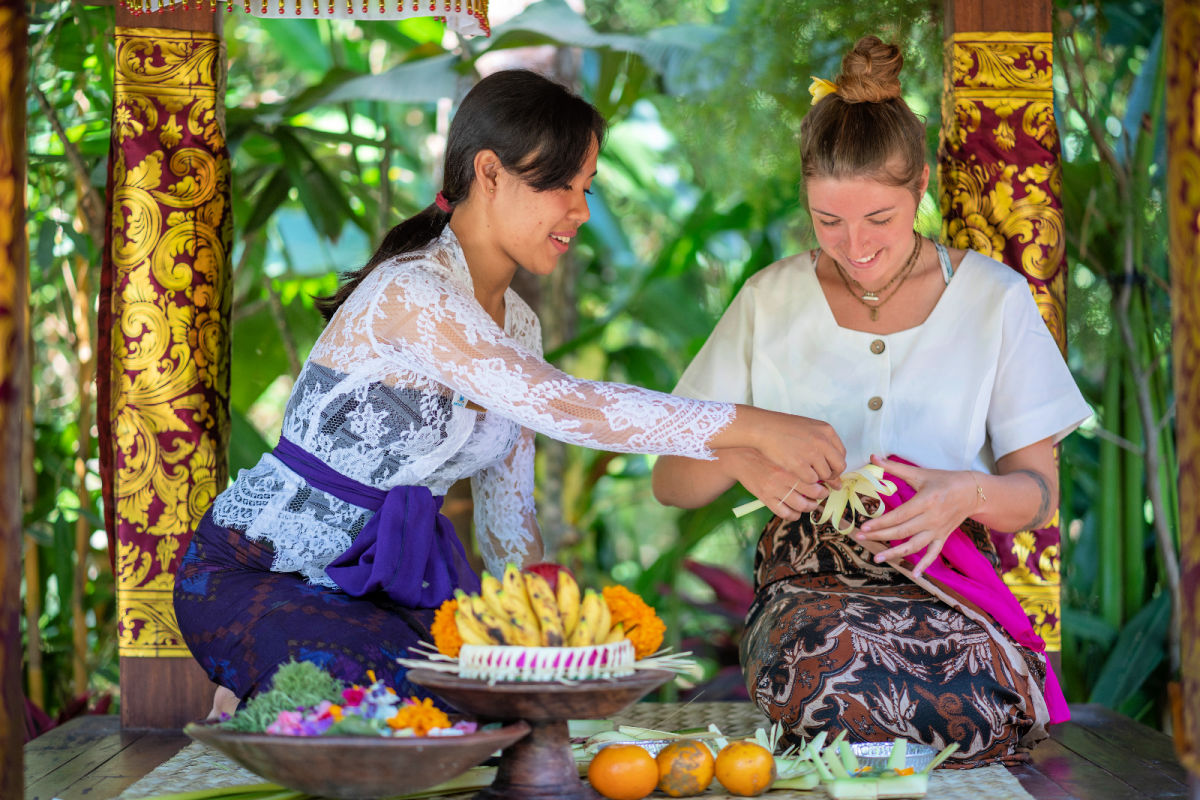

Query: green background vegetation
left=23, top=0, right=1176, bottom=729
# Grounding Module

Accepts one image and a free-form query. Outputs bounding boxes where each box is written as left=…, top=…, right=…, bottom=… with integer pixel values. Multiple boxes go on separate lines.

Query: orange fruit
left=587, top=744, right=659, bottom=800
left=655, top=739, right=715, bottom=797
left=714, top=740, right=777, bottom=796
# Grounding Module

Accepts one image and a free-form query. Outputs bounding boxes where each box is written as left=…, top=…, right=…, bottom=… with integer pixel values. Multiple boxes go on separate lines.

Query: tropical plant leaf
left=1088, top=591, right=1171, bottom=707
left=286, top=53, right=463, bottom=114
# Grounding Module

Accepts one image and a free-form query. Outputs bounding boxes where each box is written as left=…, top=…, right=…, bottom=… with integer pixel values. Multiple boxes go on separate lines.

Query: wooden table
left=24, top=704, right=1197, bottom=800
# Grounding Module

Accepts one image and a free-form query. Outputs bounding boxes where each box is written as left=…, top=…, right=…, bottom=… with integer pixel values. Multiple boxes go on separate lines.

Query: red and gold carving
left=938, top=31, right=1064, bottom=650
left=1166, top=0, right=1200, bottom=774
left=104, top=27, right=231, bottom=657
left=0, top=4, right=25, bottom=408
left=0, top=2, right=28, bottom=788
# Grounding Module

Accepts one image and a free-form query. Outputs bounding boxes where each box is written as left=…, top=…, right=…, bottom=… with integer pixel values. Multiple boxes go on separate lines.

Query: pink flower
left=266, top=710, right=305, bottom=736
left=342, top=687, right=366, bottom=706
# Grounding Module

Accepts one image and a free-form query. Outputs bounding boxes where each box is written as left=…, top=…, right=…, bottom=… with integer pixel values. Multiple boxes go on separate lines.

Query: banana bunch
left=453, top=564, right=626, bottom=648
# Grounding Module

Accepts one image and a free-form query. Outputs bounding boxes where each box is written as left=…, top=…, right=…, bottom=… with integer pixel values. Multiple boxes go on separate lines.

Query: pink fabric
left=877, top=457, right=1070, bottom=723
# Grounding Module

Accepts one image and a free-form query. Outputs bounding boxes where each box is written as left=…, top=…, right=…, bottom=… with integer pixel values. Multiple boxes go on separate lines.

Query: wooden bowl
left=184, top=719, right=531, bottom=800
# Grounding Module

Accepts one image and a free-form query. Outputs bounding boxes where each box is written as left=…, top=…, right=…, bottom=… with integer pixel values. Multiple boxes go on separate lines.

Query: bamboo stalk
left=23, top=534, right=44, bottom=710
left=1098, top=354, right=1123, bottom=627
left=1062, top=24, right=1182, bottom=675
left=65, top=247, right=94, bottom=697
left=22, top=241, right=42, bottom=710
left=1121, top=367, right=1146, bottom=614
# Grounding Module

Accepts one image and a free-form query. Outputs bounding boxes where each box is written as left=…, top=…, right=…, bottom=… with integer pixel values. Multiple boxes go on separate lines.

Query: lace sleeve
left=367, top=266, right=736, bottom=459
left=471, top=427, right=542, bottom=574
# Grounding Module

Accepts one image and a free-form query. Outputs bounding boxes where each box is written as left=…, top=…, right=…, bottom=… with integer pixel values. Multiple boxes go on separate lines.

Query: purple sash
left=272, top=436, right=479, bottom=608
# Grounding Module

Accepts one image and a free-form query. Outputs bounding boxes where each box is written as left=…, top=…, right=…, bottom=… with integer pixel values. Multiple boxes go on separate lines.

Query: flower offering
left=221, top=660, right=476, bottom=738
left=411, top=563, right=689, bottom=683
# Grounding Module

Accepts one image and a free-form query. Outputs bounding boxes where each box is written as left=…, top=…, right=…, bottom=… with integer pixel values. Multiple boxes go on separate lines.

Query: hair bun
left=835, top=35, right=903, bottom=103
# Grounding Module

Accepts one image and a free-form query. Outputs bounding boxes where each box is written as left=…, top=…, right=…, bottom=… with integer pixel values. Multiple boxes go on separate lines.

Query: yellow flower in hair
left=809, top=76, right=838, bottom=104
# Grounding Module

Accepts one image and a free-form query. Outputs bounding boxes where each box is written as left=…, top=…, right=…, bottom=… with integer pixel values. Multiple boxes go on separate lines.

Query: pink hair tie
left=434, top=192, right=452, bottom=213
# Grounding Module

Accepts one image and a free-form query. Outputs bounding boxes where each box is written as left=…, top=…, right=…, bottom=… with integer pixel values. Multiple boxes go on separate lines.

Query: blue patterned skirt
left=174, top=510, right=440, bottom=702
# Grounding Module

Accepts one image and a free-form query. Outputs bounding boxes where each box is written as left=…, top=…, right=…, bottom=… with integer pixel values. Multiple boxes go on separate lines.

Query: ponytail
left=314, top=203, right=451, bottom=321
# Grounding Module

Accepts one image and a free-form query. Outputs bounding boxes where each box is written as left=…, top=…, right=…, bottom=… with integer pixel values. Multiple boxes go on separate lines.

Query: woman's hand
left=723, top=447, right=829, bottom=522
left=854, top=455, right=979, bottom=577
left=740, top=406, right=847, bottom=489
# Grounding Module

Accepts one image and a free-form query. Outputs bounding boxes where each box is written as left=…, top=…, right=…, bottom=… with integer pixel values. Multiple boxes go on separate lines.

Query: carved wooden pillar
left=0, top=0, right=27, bottom=786
left=99, top=6, right=232, bottom=728
left=1166, top=0, right=1200, bottom=782
left=938, top=0, right=1065, bottom=653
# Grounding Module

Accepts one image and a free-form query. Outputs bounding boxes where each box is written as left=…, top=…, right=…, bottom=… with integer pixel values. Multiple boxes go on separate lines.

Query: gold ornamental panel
left=110, top=27, right=231, bottom=657
left=938, top=31, right=1065, bottom=649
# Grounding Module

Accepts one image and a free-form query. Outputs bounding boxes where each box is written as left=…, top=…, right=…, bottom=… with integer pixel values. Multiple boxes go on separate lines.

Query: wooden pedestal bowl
left=184, top=717, right=531, bottom=800
left=408, top=668, right=674, bottom=800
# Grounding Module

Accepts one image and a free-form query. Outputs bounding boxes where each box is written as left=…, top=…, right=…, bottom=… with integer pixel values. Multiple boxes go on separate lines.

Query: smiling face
left=490, top=137, right=598, bottom=277
left=806, top=164, right=928, bottom=287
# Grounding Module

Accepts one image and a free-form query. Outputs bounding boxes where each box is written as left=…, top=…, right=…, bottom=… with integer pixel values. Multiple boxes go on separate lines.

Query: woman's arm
left=855, top=436, right=1058, bottom=576
left=369, top=266, right=846, bottom=482
left=653, top=445, right=831, bottom=522
left=471, top=428, right=544, bottom=574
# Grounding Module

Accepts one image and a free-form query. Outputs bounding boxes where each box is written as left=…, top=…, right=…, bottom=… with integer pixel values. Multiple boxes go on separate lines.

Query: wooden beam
left=945, top=0, right=1051, bottom=33
left=0, top=0, right=28, bottom=792
left=1166, top=0, right=1200, bottom=783
left=115, top=2, right=223, bottom=31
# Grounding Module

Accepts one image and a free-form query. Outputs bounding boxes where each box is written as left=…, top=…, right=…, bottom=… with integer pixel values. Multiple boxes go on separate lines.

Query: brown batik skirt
left=739, top=507, right=1050, bottom=767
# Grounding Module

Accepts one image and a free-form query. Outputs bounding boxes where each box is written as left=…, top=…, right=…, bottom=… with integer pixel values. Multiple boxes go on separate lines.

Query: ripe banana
left=524, top=571, right=565, bottom=646
left=569, top=589, right=602, bottom=647
left=468, top=593, right=518, bottom=645
left=593, top=589, right=612, bottom=644
left=603, top=622, right=626, bottom=645
left=556, top=569, right=582, bottom=639
left=496, top=589, right=541, bottom=646
left=478, top=571, right=508, bottom=619
left=500, top=564, right=541, bottom=633
left=454, top=590, right=496, bottom=645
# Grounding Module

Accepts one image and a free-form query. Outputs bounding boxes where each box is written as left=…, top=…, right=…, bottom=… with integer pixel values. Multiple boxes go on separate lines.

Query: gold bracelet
left=971, top=472, right=987, bottom=505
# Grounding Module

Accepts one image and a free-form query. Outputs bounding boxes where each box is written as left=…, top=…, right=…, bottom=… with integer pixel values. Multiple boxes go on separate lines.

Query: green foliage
left=22, top=0, right=1175, bottom=729
left=1053, top=0, right=1176, bottom=723
left=223, top=660, right=345, bottom=732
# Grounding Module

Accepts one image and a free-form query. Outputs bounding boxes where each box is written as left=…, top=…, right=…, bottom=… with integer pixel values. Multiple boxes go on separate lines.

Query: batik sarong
left=174, top=510, right=441, bottom=702
left=740, top=504, right=1049, bottom=767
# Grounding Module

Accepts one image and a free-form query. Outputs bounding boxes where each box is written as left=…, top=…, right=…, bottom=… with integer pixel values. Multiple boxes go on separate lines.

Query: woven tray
left=116, top=702, right=1036, bottom=800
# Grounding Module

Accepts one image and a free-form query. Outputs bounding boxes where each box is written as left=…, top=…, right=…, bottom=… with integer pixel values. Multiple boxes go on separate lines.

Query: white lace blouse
left=211, top=226, right=736, bottom=586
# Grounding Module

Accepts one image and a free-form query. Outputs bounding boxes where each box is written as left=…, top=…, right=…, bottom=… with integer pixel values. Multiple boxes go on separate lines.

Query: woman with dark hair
left=175, top=69, right=847, bottom=717
left=652, top=39, right=1090, bottom=765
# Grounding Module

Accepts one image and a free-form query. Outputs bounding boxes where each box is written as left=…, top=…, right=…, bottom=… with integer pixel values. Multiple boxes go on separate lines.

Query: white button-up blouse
left=674, top=249, right=1091, bottom=474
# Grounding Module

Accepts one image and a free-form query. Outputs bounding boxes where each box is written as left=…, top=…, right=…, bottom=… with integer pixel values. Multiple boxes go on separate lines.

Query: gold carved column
left=99, top=16, right=232, bottom=727
left=0, top=0, right=27, bottom=788
left=938, top=5, right=1065, bottom=651
left=1166, top=0, right=1200, bottom=778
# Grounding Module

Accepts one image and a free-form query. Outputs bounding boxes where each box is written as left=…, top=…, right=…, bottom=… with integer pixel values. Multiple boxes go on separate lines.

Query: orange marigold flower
left=431, top=597, right=462, bottom=657
left=602, top=585, right=666, bottom=659
left=387, top=697, right=452, bottom=736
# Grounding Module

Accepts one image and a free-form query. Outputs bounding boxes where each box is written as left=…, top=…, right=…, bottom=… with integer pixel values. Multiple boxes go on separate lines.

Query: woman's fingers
left=870, top=454, right=922, bottom=487
left=858, top=500, right=922, bottom=536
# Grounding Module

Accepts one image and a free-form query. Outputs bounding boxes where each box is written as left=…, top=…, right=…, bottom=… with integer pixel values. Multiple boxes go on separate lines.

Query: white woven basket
left=456, top=640, right=636, bottom=682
